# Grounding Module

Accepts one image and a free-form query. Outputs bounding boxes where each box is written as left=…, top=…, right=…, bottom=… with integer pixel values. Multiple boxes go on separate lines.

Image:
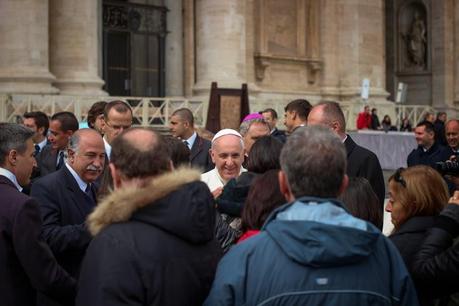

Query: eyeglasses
left=394, top=167, right=406, bottom=188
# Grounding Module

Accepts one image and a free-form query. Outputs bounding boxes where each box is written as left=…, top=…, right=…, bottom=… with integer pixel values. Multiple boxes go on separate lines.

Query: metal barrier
left=0, top=93, right=437, bottom=131
left=394, top=104, right=436, bottom=128
left=0, top=94, right=206, bottom=127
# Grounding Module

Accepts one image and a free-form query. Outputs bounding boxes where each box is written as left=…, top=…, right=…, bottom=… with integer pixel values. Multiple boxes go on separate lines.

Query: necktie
left=85, top=184, right=95, bottom=203
left=56, top=151, right=64, bottom=170
left=183, top=140, right=189, bottom=149
left=34, top=144, right=40, bottom=157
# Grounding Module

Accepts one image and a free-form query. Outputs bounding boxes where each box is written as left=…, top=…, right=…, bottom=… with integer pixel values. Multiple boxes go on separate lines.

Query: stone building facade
left=0, top=0, right=457, bottom=124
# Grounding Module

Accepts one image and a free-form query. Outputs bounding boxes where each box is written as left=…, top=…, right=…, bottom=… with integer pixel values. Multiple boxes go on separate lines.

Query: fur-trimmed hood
left=88, top=168, right=215, bottom=243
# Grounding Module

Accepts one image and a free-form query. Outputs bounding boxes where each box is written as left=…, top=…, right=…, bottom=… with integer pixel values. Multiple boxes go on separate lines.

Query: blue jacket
left=204, top=197, right=419, bottom=306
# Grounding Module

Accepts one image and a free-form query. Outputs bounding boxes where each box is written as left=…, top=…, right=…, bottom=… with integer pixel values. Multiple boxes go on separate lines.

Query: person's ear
left=278, top=170, right=295, bottom=202
left=65, top=130, right=74, bottom=141
left=37, top=127, right=45, bottom=137
left=7, top=149, right=17, bottom=166
left=109, top=163, right=121, bottom=190
left=337, top=174, right=349, bottom=196
left=209, top=148, right=216, bottom=164
left=67, top=148, right=75, bottom=163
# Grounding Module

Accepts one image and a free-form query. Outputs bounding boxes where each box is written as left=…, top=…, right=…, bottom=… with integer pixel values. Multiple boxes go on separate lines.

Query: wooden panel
left=219, top=96, right=242, bottom=130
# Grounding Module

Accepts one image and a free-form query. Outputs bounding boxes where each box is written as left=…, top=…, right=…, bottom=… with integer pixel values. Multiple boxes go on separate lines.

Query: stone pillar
left=0, top=0, right=58, bottom=94
left=165, top=0, right=184, bottom=96
left=431, top=0, right=455, bottom=110
left=320, top=0, right=341, bottom=100
left=193, top=0, right=247, bottom=94
left=322, top=0, right=388, bottom=103
left=49, top=0, right=106, bottom=95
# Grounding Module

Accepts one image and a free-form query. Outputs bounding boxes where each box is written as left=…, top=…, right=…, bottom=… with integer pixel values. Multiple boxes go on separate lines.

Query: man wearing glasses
left=102, top=100, right=133, bottom=161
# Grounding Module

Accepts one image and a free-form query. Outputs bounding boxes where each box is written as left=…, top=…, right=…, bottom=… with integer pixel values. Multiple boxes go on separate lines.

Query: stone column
left=321, top=0, right=388, bottom=104
left=49, top=0, right=106, bottom=95
left=432, top=0, right=455, bottom=110
left=320, top=0, right=341, bottom=100
left=0, top=0, right=58, bottom=94
left=165, top=0, right=184, bottom=96
left=193, top=0, right=247, bottom=94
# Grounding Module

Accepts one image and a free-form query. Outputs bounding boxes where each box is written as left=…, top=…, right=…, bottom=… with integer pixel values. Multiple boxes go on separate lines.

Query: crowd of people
left=356, top=106, right=450, bottom=138
left=0, top=98, right=459, bottom=306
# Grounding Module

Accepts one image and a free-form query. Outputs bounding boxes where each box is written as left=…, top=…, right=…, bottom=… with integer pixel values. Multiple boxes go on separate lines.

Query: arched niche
left=397, top=1, right=429, bottom=73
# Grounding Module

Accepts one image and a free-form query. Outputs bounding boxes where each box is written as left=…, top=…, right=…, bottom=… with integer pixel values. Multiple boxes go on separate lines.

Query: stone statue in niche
left=403, top=10, right=427, bottom=69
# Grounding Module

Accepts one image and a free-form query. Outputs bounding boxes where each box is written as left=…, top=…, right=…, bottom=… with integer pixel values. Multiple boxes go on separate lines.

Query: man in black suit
left=407, top=120, right=451, bottom=168
left=0, top=123, right=75, bottom=306
left=283, top=99, right=312, bottom=134
left=169, top=108, right=214, bottom=172
left=308, top=101, right=385, bottom=208
left=23, top=111, right=49, bottom=156
left=446, top=119, right=459, bottom=154
left=261, top=108, right=287, bottom=143
left=31, top=129, right=105, bottom=305
left=36, top=111, right=79, bottom=177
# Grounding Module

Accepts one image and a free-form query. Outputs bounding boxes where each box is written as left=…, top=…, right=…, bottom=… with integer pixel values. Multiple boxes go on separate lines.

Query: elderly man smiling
left=201, top=129, right=246, bottom=198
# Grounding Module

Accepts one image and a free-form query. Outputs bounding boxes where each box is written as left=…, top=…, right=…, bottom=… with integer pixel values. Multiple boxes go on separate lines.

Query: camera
left=435, top=160, right=459, bottom=176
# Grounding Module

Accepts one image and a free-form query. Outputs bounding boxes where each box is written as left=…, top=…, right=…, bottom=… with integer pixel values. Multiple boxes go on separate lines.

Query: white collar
left=0, top=167, right=22, bottom=191
left=65, top=163, right=88, bottom=193
left=216, top=166, right=247, bottom=185
left=37, top=138, right=47, bottom=151
left=103, top=137, right=112, bottom=160
left=342, top=134, right=348, bottom=143
left=184, top=132, right=197, bottom=150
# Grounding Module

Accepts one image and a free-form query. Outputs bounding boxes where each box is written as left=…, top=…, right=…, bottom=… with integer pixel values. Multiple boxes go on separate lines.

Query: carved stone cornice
left=254, top=53, right=322, bottom=84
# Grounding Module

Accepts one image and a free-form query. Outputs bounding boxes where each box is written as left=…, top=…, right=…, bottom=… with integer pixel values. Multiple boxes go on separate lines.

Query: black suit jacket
left=271, top=128, right=287, bottom=143
left=31, top=166, right=95, bottom=278
left=344, top=135, right=385, bottom=208
left=35, top=144, right=58, bottom=178
left=0, top=176, right=75, bottom=306
left=190, top=135, right=214, bottom=172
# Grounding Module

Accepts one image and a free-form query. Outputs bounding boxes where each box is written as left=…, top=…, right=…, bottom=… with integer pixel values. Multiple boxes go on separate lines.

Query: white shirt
left=0, top=167, right=22, bottom=191
left=201, top=167, right=247, bottom=192
left=184, top=132, right=197, bottom=150
left=103, top=137, right=112, bottom=160
left=36, top=138, right=47, bottom=152
left=56, top=150, right=67, bottom=167
left=65, top=163, right=88, bottom=193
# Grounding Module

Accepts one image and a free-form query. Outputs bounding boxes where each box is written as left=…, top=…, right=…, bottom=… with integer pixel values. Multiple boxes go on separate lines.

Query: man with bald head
left=201, top=129, right=246, bottom=198
left=77, top=128, right=221, bottom=306
left=307, top=101, right=385, bottom=208
left=446, top=119, right=459, bottom=154
left=31, top=128, right=105, bottom=306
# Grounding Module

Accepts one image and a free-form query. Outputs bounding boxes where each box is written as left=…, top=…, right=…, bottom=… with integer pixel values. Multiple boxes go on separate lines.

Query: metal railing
left=0, top=94, right=437, bottom=132
left=0, top=94, right=206, bottom=127
left=394, top=104, right=436, bottom=128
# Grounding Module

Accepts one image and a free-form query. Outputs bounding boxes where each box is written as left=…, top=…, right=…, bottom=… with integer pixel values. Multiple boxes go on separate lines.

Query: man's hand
left=448, top=190, right=459, bottom=205
left=211, top=187, right=223, bottom=199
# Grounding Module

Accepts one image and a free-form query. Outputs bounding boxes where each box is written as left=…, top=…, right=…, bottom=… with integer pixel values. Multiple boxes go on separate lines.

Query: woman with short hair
left=386, top=165, right=449, bottom=305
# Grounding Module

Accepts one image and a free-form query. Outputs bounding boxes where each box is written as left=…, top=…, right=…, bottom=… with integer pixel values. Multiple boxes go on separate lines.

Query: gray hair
left=68, top=131, right=81, bottom=154
left=239, top=118, right=269, bottom=136
left=68, top=128, right=99, bottom=154
left=280, top=125, right=347, bottom=198
left=0, top=123, right=34, bottom=166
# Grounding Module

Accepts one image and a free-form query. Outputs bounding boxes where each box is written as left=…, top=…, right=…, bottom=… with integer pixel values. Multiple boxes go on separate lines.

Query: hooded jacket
left=76, top=169, right=222, bottom=306
left=204, top=197, right=419, bottom=306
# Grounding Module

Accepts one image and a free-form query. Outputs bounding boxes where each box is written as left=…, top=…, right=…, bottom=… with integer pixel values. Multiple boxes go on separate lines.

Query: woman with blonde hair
left=386, top=165, right=449, bottom=305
